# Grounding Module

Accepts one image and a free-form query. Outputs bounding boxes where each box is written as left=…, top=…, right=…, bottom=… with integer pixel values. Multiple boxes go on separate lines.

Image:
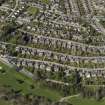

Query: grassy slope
left=68, top=96, right=105, bottom=105
left=0, top=61, right=62, bottom=101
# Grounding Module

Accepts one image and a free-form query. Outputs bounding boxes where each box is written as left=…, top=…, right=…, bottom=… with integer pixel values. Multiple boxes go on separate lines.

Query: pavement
left=59, top=94, right=80, bottom=102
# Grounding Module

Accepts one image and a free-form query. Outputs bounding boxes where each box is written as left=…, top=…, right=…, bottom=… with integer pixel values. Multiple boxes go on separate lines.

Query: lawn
left=0, top=61, right=62, bottom=101
left=27, top=6, right=39, bottom=15
left=68, top=96, right=105, bottom=105
left=41, top=0, right=50, bottom=4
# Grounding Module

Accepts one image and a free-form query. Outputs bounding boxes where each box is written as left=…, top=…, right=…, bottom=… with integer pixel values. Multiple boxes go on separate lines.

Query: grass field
left=41, top=0, right=50, bottom=4
left=0, top=61, right=62, bottom=101
left=68, top=96, right=105, bottom=105
left=27, top=6, right=39, bottom=15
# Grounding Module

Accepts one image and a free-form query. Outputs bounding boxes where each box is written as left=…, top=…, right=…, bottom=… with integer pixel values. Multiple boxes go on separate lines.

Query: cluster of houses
left=11, top=6, right=26, bottom=19
left=0, top=41, right=105, bottom=65
left=0, top=1, right=14, bottom=21
left=15, top=46, right=105, bottom=65
left=4, top=55, right=105, bottom=79
left=25, top=20, right=84, bottom=42
left=19, top=30, right=105, bottom=56
left=0, top=0, right=105, bottom=86
left=64, top=0, right=94, bottom=17
left=1, top=41, right=105, bottom=79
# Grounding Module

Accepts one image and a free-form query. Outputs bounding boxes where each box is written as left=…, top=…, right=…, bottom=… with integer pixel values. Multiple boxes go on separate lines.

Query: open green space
left=0, top=61, right=62, bottom=101
left=41, top=0, right=50, bottom=4
left=68, top=96, right=105, bottom=105
left=27, top=6, right=39, bottom=15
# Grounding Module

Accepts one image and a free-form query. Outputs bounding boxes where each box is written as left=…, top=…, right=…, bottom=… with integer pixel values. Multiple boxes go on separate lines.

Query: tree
left=34, top=69, right=42, bottom=81
left=95, top=87, right=103, bottom=101
left=0, top=21, right=17, bottom=40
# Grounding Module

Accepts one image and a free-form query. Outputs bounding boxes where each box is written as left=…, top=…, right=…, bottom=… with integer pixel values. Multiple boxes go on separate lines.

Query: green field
left=68, top=96, right=105, bottom=105
left=0, top=61, right=62, bottom=101
left=41, top=0, right=50, bottom=4
left=27, top=6, right=39, bottom=15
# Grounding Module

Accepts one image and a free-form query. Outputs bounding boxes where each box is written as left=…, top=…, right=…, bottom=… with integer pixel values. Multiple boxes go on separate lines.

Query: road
left=6, top=0, right=19, bottom=19
left=0, top=55, right=13, bottom=68
left=0, top=6, right=13, bottom=11
left=59, top=94, right=80, bottom=102
left=0, top=55, right=69, bottom=86
left=92, top=17, right=105, bottom=35
left=2, top=41, right=105, bottom=63
left=0, top=55, right=34, bottom=78
left=19, top=29, right=105, bottom=54
left=5, top=56, right=105, bottom=72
